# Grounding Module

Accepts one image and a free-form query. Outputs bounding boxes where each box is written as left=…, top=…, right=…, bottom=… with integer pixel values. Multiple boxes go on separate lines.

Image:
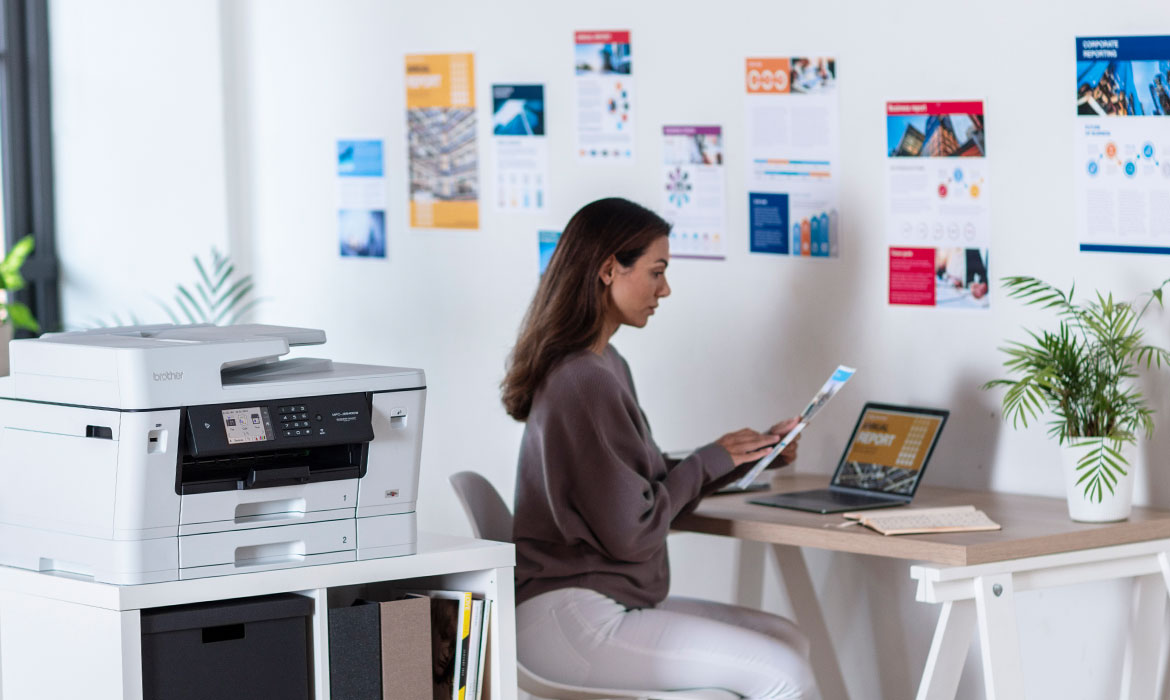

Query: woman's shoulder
left=541, top=348, right=625, bottom=399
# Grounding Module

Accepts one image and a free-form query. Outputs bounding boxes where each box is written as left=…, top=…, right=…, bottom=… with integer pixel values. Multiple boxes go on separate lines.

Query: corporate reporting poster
left=574, top=31, right=634, bottom=161
left=1076, top=36, right=1170, bottom=254
left=745, top=57, right=840, bottom=258
left=492, top=84, right=549, bottom=213
left=405, top=53, right=479, bottom=229
left=661, top=126, right=726, bottom=260
left=886, top=100, right=990, bottom=310
left=337, top=139, right=387, bottom=258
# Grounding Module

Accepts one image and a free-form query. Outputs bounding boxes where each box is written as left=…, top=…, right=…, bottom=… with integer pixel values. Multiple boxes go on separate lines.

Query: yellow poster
left=405, top=53, right=479, bottom=229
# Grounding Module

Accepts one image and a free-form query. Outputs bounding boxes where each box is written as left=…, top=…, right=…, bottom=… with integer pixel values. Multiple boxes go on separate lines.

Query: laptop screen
left=830, top=403, right=948, bottom=497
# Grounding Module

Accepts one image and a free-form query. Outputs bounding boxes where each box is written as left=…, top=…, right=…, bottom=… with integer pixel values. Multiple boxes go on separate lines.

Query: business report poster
left=492, top=84, right=548, bottom=213
left=336, top=139, right=386, bottom=258
left=886, top=100, right=990, bottom=309
left=745, top=57, right=840, bottom=258
left=661, top=125, right=725, bottom=259
left=405, top=53, right=479, bottom=229
left=1075, top=36, right=1170, bottom=254
left=574, top=30, right=634, bottom=161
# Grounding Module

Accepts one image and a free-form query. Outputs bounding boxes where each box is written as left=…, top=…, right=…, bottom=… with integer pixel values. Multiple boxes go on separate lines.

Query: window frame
left=0, top=0, right=59, bottom=335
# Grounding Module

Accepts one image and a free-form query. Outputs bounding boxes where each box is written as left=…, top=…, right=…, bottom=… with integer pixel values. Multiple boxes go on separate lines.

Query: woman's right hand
left=716, top=428, right=781, bottom=466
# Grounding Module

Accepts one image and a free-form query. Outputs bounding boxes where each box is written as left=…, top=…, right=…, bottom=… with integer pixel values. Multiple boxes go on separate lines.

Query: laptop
left=749, top=402, right=949, bottom=514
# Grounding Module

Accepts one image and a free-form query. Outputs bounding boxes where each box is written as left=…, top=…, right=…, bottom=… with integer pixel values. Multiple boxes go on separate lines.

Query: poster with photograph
left=538, top=230, right=561, bottom=275
left=885, top=101, right=990, bottom=309
left=745, top=57, right=840, bottom=258
left=492, top=84, right=548, bottom=212
left=337, top=139, right=386, bottom=258
left=661, top=126, right=725, bottom=259
left=575, top=30, right=634, bottom=161
left=405, top=53, right=479, bottom=229
left=1075, top=36, right=1170, bottom=254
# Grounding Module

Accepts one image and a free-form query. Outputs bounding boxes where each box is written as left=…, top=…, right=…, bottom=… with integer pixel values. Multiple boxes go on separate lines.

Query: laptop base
left=750, top=489, right=907, bottom=515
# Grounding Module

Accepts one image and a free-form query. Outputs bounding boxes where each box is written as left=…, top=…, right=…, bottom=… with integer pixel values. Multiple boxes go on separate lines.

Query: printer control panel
left=183, top=392, right=375, bottom=458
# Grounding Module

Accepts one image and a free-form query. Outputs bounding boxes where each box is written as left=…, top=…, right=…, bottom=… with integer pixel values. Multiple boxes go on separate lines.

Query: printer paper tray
left=178, top=519, right=355, bottom=574
left=179, top=480, right=357, bottom=528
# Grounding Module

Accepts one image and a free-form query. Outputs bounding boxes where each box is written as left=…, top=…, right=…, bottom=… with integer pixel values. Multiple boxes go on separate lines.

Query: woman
left=502, top=197, right=818, bottom=699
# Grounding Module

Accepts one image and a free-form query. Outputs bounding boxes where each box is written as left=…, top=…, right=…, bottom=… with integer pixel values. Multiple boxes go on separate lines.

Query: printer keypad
left=278, top=405, right=312, bottom=438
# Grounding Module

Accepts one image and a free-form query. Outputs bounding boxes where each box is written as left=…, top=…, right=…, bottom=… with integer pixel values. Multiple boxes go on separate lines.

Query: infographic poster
left=492, top=84, right=548, bottom=212
left=574, top=30, right=634, bottom=161
left=405, top=53, right=479, bottom=229
left=1075, top=36, right=1170, bottom=254
left=745, top=57, right=839, bottom=258
left=337, top=139, right=386, bottom=259
left=885, top=101, right=990, bottom=309
left=661, top=125, right=725, bottom=260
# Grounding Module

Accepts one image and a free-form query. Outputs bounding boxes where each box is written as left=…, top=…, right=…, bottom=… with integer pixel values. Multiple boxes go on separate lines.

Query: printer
left=0, top=324, right=425, bottom=584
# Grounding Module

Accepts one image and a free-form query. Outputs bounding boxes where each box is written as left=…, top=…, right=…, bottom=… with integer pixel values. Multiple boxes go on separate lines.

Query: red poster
left=889, top=247, right=935, bottom=306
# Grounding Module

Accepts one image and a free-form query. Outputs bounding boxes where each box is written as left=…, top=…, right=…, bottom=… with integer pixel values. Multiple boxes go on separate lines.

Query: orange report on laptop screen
left=834, top=407, right=944, bottom=495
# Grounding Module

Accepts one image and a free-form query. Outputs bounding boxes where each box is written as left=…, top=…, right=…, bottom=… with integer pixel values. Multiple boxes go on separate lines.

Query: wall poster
left=406, top=53, right=479, bottom=229
left=886, top=100, right=990, bottom=309
left=1076, top=36, right=1170, bottom=254
left=745, top=57, right=840, bottom=258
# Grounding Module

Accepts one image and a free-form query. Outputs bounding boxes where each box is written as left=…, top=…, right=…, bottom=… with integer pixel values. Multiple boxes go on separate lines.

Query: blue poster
left=538, top=230, right=561, bottom=274
left=338, top=140, right=384, bottom=177
left=749, top=193, right=789, bottom=255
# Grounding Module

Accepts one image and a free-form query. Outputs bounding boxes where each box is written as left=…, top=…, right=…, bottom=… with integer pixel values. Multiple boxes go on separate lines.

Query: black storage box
left=140, top=592, right=314, bottom=700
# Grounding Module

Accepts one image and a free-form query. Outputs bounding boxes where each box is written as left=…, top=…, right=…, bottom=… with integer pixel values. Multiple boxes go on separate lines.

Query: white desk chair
left=448, top=471, right=738, bottom=700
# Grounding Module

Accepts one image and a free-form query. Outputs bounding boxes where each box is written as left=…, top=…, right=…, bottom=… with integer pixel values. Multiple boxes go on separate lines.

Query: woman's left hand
left=767, top=416, right=802, bottom=466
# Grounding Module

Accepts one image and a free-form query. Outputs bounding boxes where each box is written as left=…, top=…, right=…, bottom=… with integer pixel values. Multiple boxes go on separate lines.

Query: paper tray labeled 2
left=178, top=518, right=356, bottom=574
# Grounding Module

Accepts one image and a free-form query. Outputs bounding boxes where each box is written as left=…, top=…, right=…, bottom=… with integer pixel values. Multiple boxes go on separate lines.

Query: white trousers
left=517, top=587, right=819, bottom=700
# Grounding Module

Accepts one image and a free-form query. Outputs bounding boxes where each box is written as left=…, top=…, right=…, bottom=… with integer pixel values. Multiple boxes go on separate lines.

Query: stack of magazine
left=423, top=589, right=493, bottom=700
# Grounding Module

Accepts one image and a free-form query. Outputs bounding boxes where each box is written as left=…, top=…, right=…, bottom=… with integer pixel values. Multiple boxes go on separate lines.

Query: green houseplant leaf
left=983, top=276, right=1169, bottom=502
left=160, top=247, right=261, bottom=326
left=0, top=235, right=39, bottom=333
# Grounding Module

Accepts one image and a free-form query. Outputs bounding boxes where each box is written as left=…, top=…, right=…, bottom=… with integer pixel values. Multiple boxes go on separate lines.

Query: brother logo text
left=152, top=371, right=184, bottom=381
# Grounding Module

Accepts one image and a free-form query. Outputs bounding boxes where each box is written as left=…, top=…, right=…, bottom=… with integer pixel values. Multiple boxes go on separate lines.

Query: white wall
left=50, top=0, right=230, bottom=325
left=49, top=1, right=1170, bottom=698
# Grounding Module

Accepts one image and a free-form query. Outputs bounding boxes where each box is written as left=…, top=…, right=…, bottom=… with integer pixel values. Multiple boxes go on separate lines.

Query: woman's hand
left=767, top=416, right=802, bottom=466
left=716, top=428, right=781, bottom=466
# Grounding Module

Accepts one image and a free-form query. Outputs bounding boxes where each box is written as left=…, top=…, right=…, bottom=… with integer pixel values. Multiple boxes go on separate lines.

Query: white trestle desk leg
left=973, top=573, right=1025, bottom=700
left=734, top=540, right=767, bottom=609
left=1121, top=573, right=1167, bottom=700
left=770, top=544, right=850, bottom=700
left=916, top=599, right=977, bottom=700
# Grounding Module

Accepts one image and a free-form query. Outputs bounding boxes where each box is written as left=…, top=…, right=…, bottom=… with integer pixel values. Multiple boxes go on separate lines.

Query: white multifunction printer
left=0, top=324, right=426, bottom=584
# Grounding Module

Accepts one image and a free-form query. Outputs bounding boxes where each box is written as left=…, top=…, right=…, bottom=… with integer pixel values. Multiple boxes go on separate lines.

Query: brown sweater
left=513, top=345, right=738, bottom=609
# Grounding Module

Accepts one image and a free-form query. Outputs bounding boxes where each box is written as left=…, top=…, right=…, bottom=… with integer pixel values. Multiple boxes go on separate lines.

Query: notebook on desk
left=749, top=402, right=949, bottom=514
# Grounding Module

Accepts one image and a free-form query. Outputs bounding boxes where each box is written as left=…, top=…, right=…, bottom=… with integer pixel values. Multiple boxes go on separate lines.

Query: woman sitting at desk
left=502, top=197, right=819, bottom=699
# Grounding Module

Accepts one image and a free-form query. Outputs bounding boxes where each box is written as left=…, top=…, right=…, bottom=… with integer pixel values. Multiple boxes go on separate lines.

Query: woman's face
left=605, top=236, right=671, bottom=328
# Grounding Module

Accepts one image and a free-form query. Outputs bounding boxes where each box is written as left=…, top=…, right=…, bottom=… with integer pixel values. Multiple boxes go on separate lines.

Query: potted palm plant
left=0, top=236, right=39, bottom=376
left=984, top=276, right=1170, bottom=522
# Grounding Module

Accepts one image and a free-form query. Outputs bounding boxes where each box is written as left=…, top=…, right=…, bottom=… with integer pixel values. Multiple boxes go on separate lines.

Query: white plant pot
left=0, top=323, right=10, bottom=377
left=1061, top=439, right=1137, bottom=522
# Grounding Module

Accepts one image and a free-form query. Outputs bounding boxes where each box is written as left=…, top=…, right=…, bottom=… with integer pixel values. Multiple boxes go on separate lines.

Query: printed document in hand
left=732, top=365, right=856, bottom=490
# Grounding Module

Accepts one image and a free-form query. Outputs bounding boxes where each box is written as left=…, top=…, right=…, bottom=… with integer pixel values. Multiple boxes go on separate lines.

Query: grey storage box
left=140, top=593, right=314, bottom=700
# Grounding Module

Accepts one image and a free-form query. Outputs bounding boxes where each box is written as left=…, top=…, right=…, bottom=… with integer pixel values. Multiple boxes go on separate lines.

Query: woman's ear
left=598, top=255, right=617, bottom=286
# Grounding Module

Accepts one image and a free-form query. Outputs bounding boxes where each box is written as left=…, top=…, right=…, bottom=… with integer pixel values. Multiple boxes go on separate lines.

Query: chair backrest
left=448, top=471, right=514, bottom=543
left=447, top=471, right=738, bottom=700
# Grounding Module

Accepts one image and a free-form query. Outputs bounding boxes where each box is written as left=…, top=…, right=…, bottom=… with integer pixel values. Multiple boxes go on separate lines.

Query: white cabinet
left=0, top=532, right=516, bottom=700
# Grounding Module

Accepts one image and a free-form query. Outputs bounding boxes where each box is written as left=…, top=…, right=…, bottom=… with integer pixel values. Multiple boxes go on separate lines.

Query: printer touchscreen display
left=221, top=406, right=273, bottom=444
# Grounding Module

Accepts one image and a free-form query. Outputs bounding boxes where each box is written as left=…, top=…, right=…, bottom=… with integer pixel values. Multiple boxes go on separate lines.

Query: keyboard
left=750, top=488, right=905, bottom=514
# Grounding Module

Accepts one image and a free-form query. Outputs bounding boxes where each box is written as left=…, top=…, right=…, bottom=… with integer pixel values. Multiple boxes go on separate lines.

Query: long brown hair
left=502, top=197, right=670, bottom=421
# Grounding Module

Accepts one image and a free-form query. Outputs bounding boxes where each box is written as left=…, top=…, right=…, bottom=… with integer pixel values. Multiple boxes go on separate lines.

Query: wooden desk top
left=673, top=474, right=1170, bottom=566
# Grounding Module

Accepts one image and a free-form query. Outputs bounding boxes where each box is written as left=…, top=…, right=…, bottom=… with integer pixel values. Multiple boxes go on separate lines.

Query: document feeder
left=0, top=324, right=426, bottom=584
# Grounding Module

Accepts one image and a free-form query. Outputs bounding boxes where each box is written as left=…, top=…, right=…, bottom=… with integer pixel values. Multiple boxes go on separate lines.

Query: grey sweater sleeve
left=534, top=360, right=735, bottom=563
